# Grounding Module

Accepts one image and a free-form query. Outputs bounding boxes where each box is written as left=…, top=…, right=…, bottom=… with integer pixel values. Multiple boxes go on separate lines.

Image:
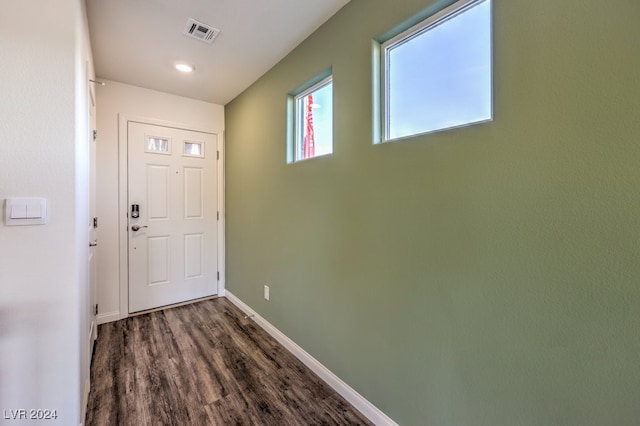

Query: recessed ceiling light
left=175, top=63, right=195, bottom=73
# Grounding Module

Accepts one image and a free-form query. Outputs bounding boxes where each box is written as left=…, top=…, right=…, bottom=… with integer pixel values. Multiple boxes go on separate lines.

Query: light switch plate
left=5, top=197, right=47, bottom=226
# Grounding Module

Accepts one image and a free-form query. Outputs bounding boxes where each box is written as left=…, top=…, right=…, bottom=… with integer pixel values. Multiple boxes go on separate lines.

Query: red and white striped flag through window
left=303, top=94, right=315, bottom=159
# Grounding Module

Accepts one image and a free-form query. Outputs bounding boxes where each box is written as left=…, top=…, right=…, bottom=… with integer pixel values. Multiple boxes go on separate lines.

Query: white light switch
left=10, top=204, right=27, bottom=219
left=26, top=202, right=42, bottom=219
left=5, top=198, right=47, bottom=226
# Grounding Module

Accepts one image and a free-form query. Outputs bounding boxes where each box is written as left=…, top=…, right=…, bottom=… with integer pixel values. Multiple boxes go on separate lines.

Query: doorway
left=125, top=119, right=221, bottom=313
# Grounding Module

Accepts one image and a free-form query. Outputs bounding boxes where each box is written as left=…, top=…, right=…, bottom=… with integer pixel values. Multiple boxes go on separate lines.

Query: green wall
left=224, top=1, right=640, bottom=424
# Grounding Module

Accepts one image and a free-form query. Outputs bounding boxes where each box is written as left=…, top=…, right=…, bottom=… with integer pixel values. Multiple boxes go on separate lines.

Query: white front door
left=128, top=121, right=218, bottom=313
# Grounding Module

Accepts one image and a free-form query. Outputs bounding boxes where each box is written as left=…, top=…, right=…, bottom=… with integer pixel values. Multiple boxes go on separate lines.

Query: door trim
left=117, top=114, right=225, bottom=320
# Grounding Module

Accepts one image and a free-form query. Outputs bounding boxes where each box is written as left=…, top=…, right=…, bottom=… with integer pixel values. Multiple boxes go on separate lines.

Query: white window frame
left=380, top=0, right=493, bottom=142
left=292, top=75, right=333, bottom=162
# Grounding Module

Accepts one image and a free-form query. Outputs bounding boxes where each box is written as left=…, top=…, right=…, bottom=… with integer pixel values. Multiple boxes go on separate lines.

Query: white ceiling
left=86, top=0, right=350, bottom=105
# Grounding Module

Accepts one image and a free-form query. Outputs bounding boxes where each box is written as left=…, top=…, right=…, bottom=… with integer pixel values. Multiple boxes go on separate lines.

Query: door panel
left=148, top=236, right=170, bottom=285
left=128, top=121, right=218, bottom=313
left=184, top=167, right=204, bottom=218
left=184, top=233, right=204, bottom=278
left=147, top=165, right=170, bottom=219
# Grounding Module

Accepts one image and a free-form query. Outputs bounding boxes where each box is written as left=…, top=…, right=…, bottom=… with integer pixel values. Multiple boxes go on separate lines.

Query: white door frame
left=117, top=114, right=225, bottom=319
left=88, top=80, right=98, bottom=341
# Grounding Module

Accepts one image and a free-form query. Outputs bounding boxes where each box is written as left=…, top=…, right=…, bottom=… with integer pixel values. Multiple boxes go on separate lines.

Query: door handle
left=89, top=241, right=98, bottom=247
left=131, top=225, right=148, bottom=232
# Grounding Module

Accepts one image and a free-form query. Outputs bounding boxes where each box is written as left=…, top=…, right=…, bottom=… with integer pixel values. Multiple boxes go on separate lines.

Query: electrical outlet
left=264, top=285, right=270, bottom=301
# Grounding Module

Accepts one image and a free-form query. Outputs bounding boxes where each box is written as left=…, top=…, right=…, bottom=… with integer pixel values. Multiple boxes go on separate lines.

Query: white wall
left=0, top=1, right=91, bottom=424
left=95, top=81, right=225, bottom=322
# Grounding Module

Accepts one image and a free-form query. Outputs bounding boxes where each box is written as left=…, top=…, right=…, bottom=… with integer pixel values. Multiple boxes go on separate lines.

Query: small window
left=146, top=136, right=170, bottom=154
left=381, top=0, right=492, bottom=141
left=183, top=141, right=204, bottom=157
left=291, top=76, right=333, bottom=162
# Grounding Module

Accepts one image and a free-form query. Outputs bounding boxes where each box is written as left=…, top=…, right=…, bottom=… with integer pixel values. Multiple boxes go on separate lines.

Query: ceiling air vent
left=183, top=18, right=220, bottom=44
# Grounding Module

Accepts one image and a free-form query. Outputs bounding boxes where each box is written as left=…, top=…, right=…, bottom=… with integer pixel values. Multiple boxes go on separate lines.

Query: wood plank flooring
left=85, top=297, right=373, bottom=426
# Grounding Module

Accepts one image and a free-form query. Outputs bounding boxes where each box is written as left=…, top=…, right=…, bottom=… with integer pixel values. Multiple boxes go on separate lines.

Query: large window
left=381, top=0, right=492, bottom=141
left=291, top=76, right=333, bottom=162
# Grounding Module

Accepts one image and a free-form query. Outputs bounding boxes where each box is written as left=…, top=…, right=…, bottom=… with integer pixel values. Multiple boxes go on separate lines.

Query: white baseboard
left=96, top=310, right=120, bottom=325
left=224, top=291, right=398, bottom=426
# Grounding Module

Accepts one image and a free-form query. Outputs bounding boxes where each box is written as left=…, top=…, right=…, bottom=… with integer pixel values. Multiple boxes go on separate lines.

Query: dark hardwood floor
left=85, top=297, right=373, bottom=425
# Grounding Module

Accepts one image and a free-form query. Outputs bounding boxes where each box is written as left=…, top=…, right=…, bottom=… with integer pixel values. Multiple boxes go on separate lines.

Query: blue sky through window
left=387, top=0, right=492, bottom=140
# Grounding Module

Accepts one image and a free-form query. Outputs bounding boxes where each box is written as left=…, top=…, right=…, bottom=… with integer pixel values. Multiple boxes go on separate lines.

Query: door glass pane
left=146, top=137, right=170, bottom=154
left=184, top=141, right=203, bottom=157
